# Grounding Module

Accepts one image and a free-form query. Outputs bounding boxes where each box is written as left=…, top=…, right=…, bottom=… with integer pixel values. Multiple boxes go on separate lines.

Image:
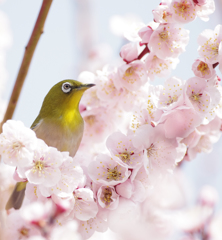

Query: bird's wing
left=30, top=115, right=43, bottom=130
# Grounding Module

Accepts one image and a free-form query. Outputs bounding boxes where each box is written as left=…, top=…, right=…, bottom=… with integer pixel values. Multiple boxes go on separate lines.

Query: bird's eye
left=62, top=82, right=72, bottom=93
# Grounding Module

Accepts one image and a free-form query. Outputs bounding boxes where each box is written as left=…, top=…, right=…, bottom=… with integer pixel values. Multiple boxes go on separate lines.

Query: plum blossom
left=152, top=3, right=174, bottom=24
left=138, top=26, right=153, bottom=45
left=4, top=211, right=40, bottom=240
left=171, top=0, right=197, bottom=23
left=131, top=91, right=163, bottom=130
left=192, top=58, right=216, bottom=79
left=97, top=185, right=119, bottom=209
left=0, top=120, right=37, bottom=167
left=193, top=0, right=215, bottom=22
left=39, top=152, right=84, bottom=197
left=184, top=77, right=220, bottom=121
left=81, top=107, right=116, bottom=145
left=17, top=144, right=63, bottom=188
left=158, top=105, right=203, bottom=138
left=96, top=72, right=124, bottom=108
left=78, top=213, right=108, bottom=240
left=25, top=183, right=46, bottom=202
left=183, top=116, right=221, bottom=160
left=116, top=179, right=146, bottom=202
left=131, top=166, right=150, bottom=191
left=106, top=132, right=145, bottom=169
left=145, top=52, right=179, bottom=81
left=117, top=60, right=148, bottom=91
left=198, top=24, right=222, bottom=64
left=88, top=154, right=130, bottom=186
left=120, top=42, right=138, bottom=63
left=133, top=124, right=186, bottom=173
left=148, top=24, right=189, bottom=60
left=69, top=188, right=98, bottom=221
left=156, top=76, right=185, bottom=110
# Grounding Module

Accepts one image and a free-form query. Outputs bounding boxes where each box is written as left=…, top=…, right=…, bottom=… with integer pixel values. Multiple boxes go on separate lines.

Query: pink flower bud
left=116, top=180, right=133, bottom=199
left=138, top=26, right=153, bottom=45
left=120, top=42, right=138, bottom=63
left=192, top=58, right=216, bottom=79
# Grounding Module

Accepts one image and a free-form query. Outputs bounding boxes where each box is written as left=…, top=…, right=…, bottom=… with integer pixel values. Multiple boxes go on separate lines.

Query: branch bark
left=1, top=0, right=53, bottom=131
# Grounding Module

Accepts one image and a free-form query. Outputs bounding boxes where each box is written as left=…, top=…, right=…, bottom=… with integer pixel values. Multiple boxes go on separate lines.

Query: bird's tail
left=5, top=182, right=27, bottom=210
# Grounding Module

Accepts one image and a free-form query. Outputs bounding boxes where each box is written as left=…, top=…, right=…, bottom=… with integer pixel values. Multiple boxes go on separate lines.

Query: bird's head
left=39, top=79, right=95, bottom=119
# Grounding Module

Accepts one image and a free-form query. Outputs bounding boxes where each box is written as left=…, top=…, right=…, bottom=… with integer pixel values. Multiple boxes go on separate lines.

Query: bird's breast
left=33, top=114, right=84, bottom=157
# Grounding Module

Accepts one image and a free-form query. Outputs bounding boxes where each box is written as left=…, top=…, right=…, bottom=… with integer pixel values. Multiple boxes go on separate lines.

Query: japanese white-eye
left=6, top=79, right=95, bottom=210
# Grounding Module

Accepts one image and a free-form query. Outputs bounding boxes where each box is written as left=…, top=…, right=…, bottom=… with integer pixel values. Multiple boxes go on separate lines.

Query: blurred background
left=0, top=0, right=222, bottom=211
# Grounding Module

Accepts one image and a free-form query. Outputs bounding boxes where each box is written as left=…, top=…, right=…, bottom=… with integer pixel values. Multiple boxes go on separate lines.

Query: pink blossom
left=184, top=77, right=220, bottom=121
left=117, top=60, right=148, bottom=91
left=106, top=132, right=145, bottom=169
left=0, top=120, right=37, bottom=167
left=152, top=3, right=174, bottom=23
left=88, top=154, right=130, bottom=186
left=4, top=211, right=40, bottom=240
left=133, top=124, right=186, bottom=173
left=170, top=0, right=197, bottom=23
left=198, top=25, right=222, bottom=64
left=215, top=85, right=222, bottom=118
left=138, top=26, right=153, bottom=45
left=96, top=72, right=125, bottom=109
left=131, top=166, right=150, bottom=191
left=219, top=43, right=222, bottom=75
left=148, top=24, right=189, bottom=60
left=184, top=116, right=221, bottom=160
left=78, top=213, right=108, bottom=240
left=116, top=179, right=146, bottom=202
left=97, top=185, right=119, bottom=210
left=145, top=52, right=179, bottom=81
left=69, top=188, right=98, bottom=221
left=17, top=145, right=63, bottom=188
left=39, top=152, right=84, bottom=198
left=130, top=92, right=163, bottom=130
left=194, top=0, right=215, bottom=21
left=192, top=58, right=216, bottom=79
left=157, top=76, right=185, bottom=110
left=81, top=107, right=116, bottom=145
left=157, top=106, right=202, bottom=138
left=25, top=183, right=46, bottom=202
left=120, top=42, right=138, bottom=63
left=116, top=180, right=133, bottom=199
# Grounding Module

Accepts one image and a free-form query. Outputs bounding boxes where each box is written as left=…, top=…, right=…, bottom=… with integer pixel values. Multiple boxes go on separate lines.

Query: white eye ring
left=62, top=82, right=72, bottom=93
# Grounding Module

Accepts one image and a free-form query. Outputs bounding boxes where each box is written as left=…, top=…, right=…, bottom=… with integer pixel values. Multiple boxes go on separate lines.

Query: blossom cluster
left=1, top=0, right=222, bottom=240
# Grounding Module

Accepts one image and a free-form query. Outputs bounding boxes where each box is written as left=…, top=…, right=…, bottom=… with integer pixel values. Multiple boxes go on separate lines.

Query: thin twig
left=0, top=0, right=53, bottom=131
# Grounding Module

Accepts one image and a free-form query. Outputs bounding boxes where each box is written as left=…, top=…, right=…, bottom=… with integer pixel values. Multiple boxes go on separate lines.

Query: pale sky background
left=1, top=0, right=222, bottom=208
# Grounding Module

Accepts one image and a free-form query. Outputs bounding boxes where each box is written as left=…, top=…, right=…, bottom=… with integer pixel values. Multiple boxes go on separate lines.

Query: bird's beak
left=76, top=83, right=95, bottom=90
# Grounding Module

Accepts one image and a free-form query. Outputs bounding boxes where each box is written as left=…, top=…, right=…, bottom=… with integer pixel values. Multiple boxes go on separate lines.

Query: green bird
left=6, top=79, right=95, bottom=210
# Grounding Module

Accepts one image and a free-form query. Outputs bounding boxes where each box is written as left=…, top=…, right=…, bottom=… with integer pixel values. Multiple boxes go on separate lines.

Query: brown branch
left=137, top=45, right=150, bottom=60
left=0, top=0, right=53, bottom=132
left=213, top=62, right=219, bottom=69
